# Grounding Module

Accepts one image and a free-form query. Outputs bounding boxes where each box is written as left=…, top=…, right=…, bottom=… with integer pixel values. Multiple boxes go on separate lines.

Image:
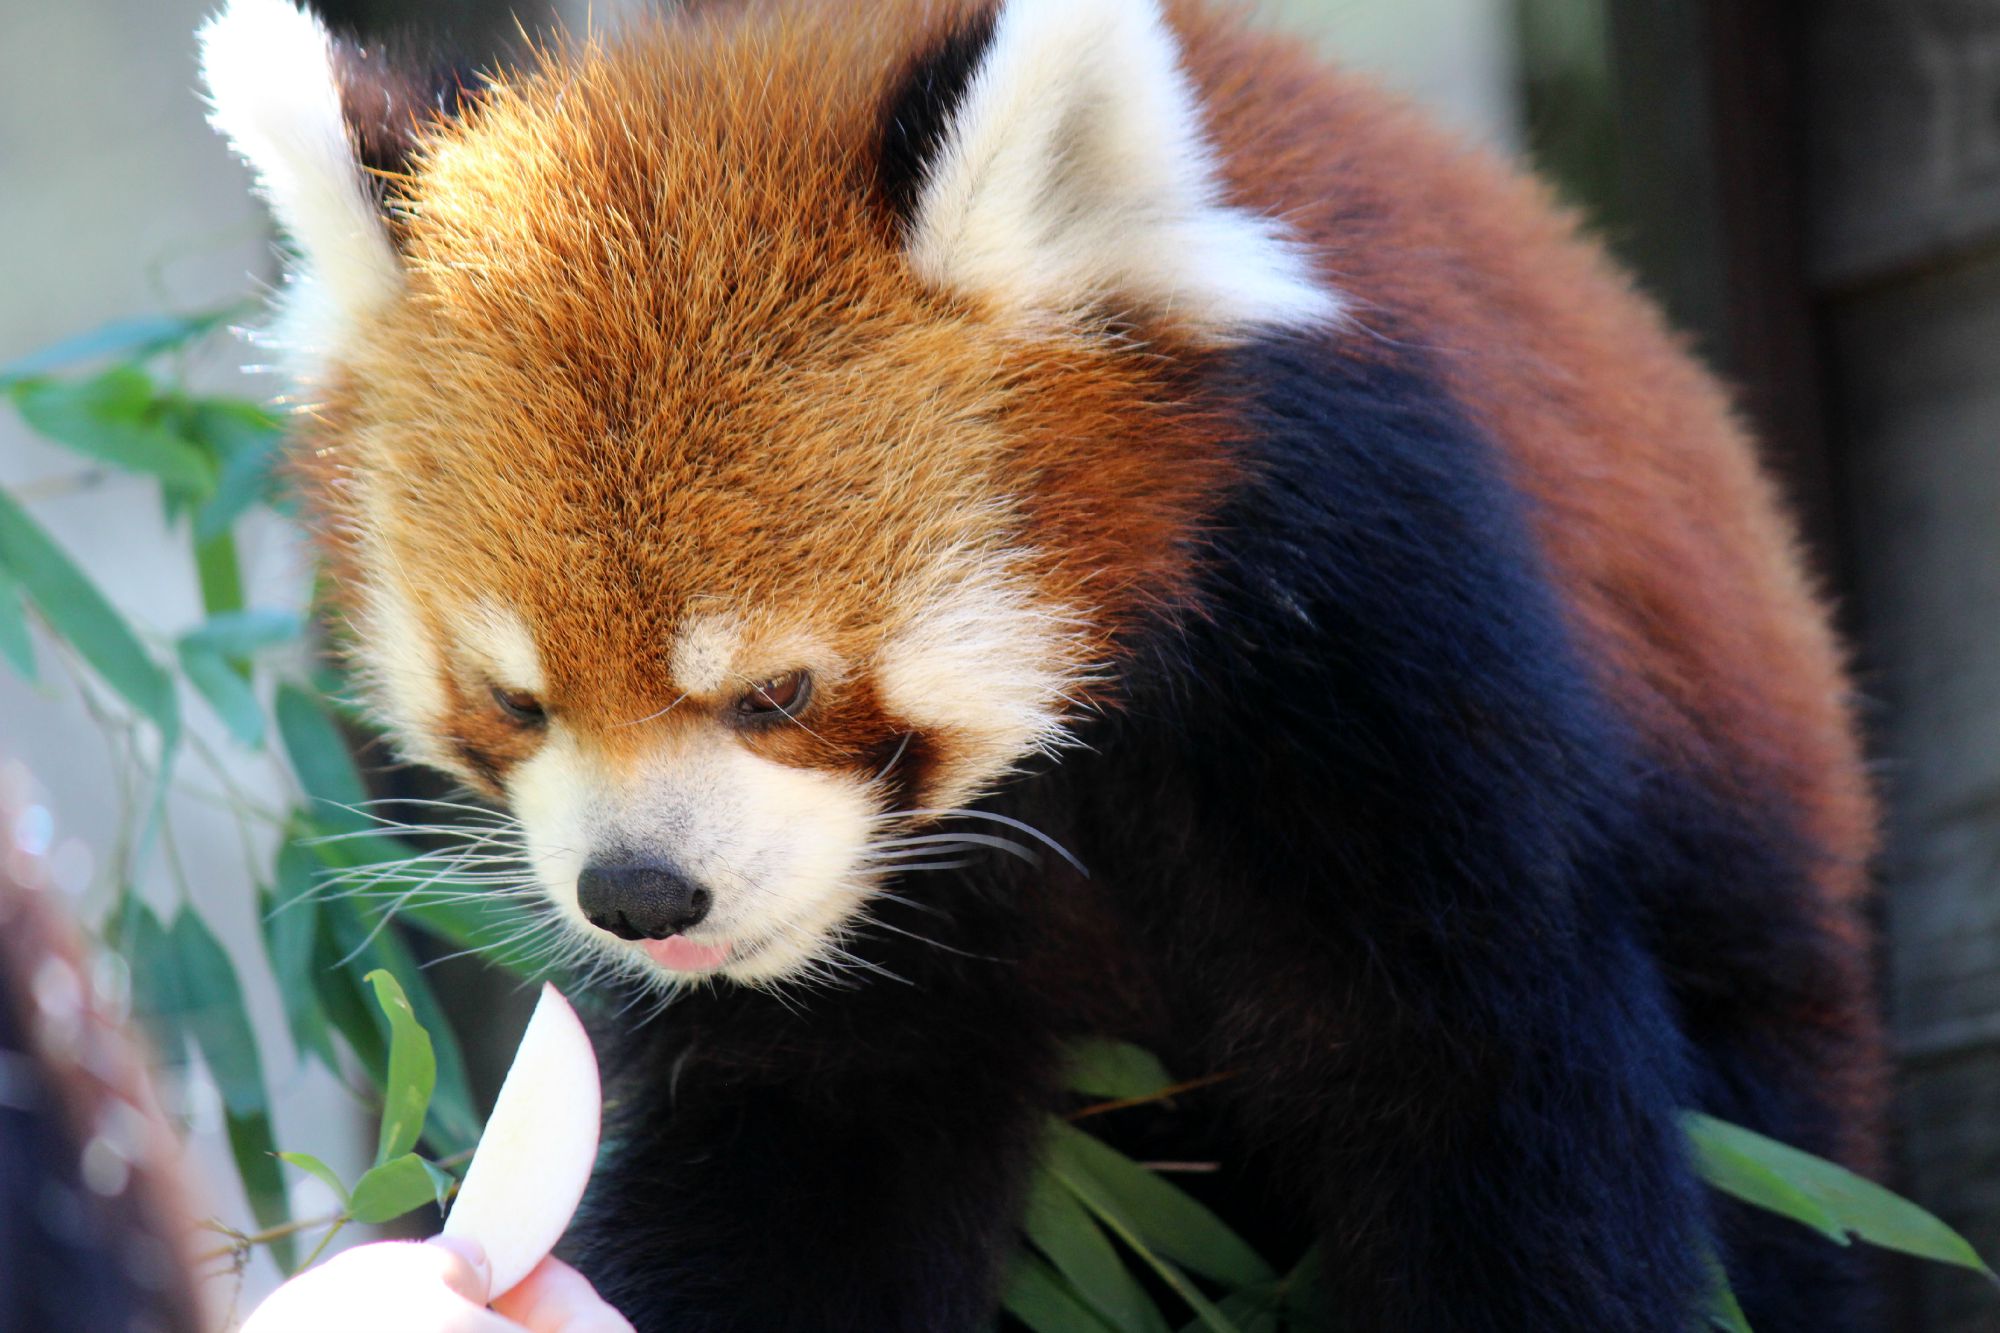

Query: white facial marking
left=876, top=558, right=1085, bottom=809
left=198, top=0, right=403, bottom=375
left=453, top=601, right=546, bottom=694
left=670, top=613, right=745, bottom=696
left=350, top=574, right=452, bottom=767
left=509, top=729, right=878, bottom=987
left=906, top=0, right=1339, bottom=341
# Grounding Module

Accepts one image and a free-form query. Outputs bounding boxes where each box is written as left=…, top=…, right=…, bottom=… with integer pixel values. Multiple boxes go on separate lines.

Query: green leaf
left=0, top=309, right=239, bottom=384
left=420, top=1158, right=457, bottom=1212
left=179, top=640, right=264, bottom=747
left=321, top=901, right=479, bottom=1152
left=115, top=896, right=188, bottom=1064
left=1687, top=1112, right=1993, bottom=1274
left=303, top=819, right=531, bottom=958
left=169, top=908, right=265, bottom=1120
left=347, top=1153, right=443, bottom=1225
left=0, top=488, right=176, bottom=732
left=227, top=1108, right=296, bottom=1271
left=12, top=370, right=214, bottom=497
left=183, top=608, right=303, bottom=658
left=184, top=398, right=284, bottom=541
left=1275, top=1244, right=1323, bottom=1323
left=1001, top=1252, right=1119, bottom=1333
left=1045, top=1121, right=1274, bottom=1289
left=183, top=397, right=282, bottom=462
left=276, top=684, right=369, bottom=831
left=166, top=906, right=292, bottom=1265
left=1023, top=1172, right=1171, bottom=1333
left=0, top=568, right=34, bottom=681
left=1052, top=1167, right=1242, bottom=1333
left=1703, top=1252, right=1754, bottom=1333
left=364, top=968, right=437, bottom=1165
left=276, top=1151, right=350, bottom=1206
left=132, top=722, right=181, bottom=879
left=1066, top=1040, right=1175, bottom=1102
left=195, top=530, right=245, bottom=616
left=311, top=908, right=388, bottom=1078
left=1205, top=1289, right=1281, bottom=1333
left=193, top=421, right=283, bottom=541
left=263, top=841, right=334, bottom=1067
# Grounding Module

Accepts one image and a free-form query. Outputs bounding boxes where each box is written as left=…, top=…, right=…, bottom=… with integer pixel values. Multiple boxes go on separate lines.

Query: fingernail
left=427, top=1234, right=491, bottom=1290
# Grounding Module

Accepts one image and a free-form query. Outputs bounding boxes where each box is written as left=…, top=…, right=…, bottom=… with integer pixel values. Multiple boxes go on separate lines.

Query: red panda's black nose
left=577, top=861, right=713, bottom=940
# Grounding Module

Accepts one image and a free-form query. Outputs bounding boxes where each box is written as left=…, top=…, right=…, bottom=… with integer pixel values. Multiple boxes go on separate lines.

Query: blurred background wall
left=2, top=0, right=1997, bottom=1327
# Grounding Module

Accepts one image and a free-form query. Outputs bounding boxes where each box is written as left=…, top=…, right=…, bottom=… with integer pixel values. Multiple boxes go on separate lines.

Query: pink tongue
left=643, top=935, right=732, bottom=971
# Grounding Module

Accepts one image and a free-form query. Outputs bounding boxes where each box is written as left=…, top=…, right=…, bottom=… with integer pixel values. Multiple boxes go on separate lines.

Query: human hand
left=240, top=1235, right=634, bottom=1332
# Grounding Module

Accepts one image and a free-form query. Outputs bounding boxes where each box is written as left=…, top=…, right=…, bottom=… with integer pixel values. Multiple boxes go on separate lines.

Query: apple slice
left=443, top=983, right=602, bottom=1298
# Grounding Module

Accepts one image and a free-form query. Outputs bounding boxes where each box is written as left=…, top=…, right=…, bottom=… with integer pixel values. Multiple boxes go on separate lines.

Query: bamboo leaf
left=168, top=908, right=264, bottom=1117
left=322, top=901, right=478, bottom=1152
left=194, top=530, right=245, bottom=617
left=0, top=309, right=237, bottom=384
left=1703, top=1252, right=1754, bottom=1333
left=276, top=684, right=369, bottom=832
left=0, top=568, right=34, bottom=680
left=182, top=608, right=303, bottom=658
left=227, top=1109, right=296, bottom=1271
left=1687, top=1112, right=1992, bottom=1275
left=116, top=896, right=187, bottom=1065
left=1054, top=1166, right=1242, bottom=1333
left=276, top=1151, right=350, bottom=1207
left=187, top=399, right=284, bottom=541
left=0, top=488, right=176, bottom=732
left=1046, top=1121, right=1274, bottom=1288
left=178, top=640, right=264, bottom=747
left=168, top=907, right=291, bottom=1263
left=12, top=370, right=214, bottom=497
left=1023, top=1172, right=1171, bottom=1333
left=310, top=907, right=387, bottom=1079
left=263, top=841, right=334, bottom=1067
left=421, top=1158, right=457, bottom=1212
left=363, top=968, right=436, bottom=1165
left=1066, top=1040, right=1175, bottom=1102
left=1186, top=1288, right=1282, bottom=1333
left=1002, top=1252, right=1120, bottom=1333
left=304, top=818, right=531, bottom=958
left=347, top=1153, right=441, bottom=1225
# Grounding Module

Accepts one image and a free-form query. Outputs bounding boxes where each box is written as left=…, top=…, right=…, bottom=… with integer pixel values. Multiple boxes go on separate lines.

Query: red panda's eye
left=734, top=670, right=811, bottom=719
left=491, top=685, right=547, bottom=725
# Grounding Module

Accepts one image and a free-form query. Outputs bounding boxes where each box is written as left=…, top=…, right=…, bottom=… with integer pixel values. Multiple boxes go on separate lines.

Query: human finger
left=489, top=1256, right=636, bottom=1332
left=240, top=1240, right=519, bottom=1333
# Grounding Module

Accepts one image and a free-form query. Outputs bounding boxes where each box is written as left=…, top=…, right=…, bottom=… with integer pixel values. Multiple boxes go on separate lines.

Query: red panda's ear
left=898, top=0, right=1338, bottom=343
left=198, top=0, right=420, bottom=376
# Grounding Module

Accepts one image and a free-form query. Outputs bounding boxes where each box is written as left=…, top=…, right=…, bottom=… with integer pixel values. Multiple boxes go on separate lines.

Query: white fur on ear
left=198, top=0, right=402, bottom=373
left=905, top=0, right=1337, bottom=341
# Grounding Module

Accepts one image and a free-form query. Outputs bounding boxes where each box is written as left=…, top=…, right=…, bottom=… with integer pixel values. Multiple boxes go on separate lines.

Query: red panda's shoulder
left=1171, top=5, right=1872, bottom=896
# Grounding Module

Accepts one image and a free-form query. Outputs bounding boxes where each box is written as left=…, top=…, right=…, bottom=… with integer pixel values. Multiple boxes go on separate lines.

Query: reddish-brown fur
left=235, top=2, right=1900, bottom=1324
left=1167, top=4, right=1884, bottom=1145
left=293, top=0, right=1877, bottom=1136
left=302, top=2, right=1237, bottom=793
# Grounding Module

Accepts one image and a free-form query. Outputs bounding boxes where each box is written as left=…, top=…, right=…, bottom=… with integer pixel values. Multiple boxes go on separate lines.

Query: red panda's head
left=199, top=0, right=1334, bottom=986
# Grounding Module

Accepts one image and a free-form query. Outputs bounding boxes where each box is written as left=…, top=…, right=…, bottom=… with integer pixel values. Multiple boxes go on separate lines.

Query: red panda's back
left=1182, top=6, right=1873, bottom=897
left=1176, top=2, right=1881, bottom=1150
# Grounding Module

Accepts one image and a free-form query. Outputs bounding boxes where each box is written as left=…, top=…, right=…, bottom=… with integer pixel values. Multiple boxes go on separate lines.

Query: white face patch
left=349, top=573, right=453, bottom=768
left=905, top=0, right=1338, bottom=342
left=876, top=558, right=1086, bottom=810
left=508, top=728, right=880, bottom=988
left=197, top=0, right=404, bottom=377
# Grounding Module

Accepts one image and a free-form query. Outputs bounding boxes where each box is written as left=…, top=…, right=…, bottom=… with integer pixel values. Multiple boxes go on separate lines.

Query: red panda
left=198, top=0, right=1884, bottom=1328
